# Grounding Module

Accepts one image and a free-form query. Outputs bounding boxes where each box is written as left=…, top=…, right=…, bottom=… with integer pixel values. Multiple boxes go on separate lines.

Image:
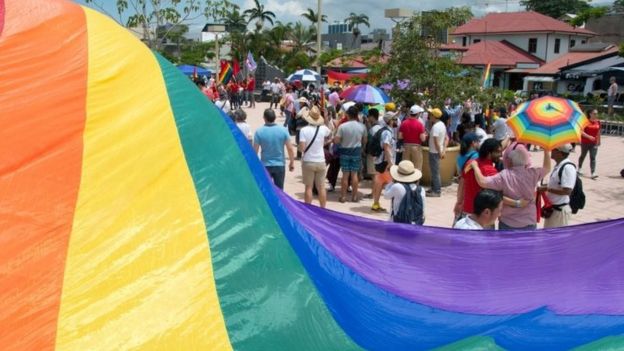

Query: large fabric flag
left=1, top=1, right=624, bottom=350
left=218, top=59, right=233, bottom=84
left=482, top=63, right=492, bottom=88
left=246, top=51, right=257, bottom=71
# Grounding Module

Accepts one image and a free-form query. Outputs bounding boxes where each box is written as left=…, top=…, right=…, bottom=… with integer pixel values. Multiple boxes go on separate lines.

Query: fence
left=601, top=120, right=624, bottom=136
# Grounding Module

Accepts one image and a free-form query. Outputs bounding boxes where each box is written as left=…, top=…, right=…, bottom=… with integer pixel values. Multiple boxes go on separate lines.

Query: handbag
left=540, top=192, right=554, bottom=219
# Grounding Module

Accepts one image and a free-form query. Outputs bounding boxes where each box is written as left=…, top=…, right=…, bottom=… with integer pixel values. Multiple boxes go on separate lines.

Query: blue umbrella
left=287, top=69, right=320, bottom=83
left=177, top=65, right=211, bottom=76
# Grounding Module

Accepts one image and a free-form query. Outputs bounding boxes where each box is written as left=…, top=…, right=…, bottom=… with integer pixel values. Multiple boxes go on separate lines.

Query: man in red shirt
left=398, top=104, right=427, bottom=170
left=460, top=138, right=502, bottom=215
left=246, top=74, right=256, bottom=108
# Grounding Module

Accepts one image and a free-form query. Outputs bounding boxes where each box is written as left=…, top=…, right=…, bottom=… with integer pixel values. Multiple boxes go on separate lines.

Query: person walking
left=299, top=106, right=331, bottom=207
left=539, top=144, right=576, bottom=228
left=399, top=104, right=427, bottom=171
left=426, top=108, right=448, bottom=197
left=269, top=78, right=281, bottom=109
left=371, top=112, right=398, bottom=212
left=253, top=109, right=295, bottom=189
left=578, top=108, right=601, bottom=179
left=334, top=106, right=367, bottom=203
left=607, top=76, right=618, bottom=116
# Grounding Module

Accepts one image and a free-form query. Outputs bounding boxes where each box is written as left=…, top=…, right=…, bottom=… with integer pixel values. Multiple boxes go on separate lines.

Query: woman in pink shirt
left=470, top=147, right=551, bottom=230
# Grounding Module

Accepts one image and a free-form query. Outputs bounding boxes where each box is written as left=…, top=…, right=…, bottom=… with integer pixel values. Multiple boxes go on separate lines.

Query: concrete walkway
left=241, top=101, right=624, bottom=228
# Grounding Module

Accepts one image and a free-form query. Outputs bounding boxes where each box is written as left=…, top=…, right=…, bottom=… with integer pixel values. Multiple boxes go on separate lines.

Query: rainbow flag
left=218, top=59, right=232, bottom=84
left=2, top=1, right=624, bottom=350
left=482, top=63, right=492, bottom=88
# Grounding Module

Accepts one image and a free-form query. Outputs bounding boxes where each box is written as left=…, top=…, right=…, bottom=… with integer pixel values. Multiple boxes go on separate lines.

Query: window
left=581, top=39, right=586, bottom=44
left=462, top=36, right=467, bottom=46
left=570, top=39, right=576, bottom=48
left=528, top=38, right=537, bottom=53
left=554, top=38, right=561, bottom=54
left=473, top=39, right=481, bottom=44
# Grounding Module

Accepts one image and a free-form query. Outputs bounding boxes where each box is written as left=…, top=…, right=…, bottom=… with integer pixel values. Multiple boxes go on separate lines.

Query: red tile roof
left=458, top=40, right=543, bottom=67
left=508, top=45, right=619, bottom=74
left=439, top=43, right=469, bottom=51
left=452, top=11, right=595, bottom=36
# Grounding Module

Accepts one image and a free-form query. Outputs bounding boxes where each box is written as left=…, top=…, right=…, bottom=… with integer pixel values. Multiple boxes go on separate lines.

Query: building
left=322, top=23, right=389, bottom=52
left=451, top=11, right=595, bottom=62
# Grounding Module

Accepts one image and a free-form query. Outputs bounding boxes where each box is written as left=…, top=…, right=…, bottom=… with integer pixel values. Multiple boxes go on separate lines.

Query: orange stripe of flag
left=0, top=0, right=87, bottom=349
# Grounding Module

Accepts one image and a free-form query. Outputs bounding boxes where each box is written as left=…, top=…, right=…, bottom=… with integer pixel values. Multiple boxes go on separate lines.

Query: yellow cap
left=427, top=108, right=443, bottom=118
left=384, top=102, right=396, bottom=112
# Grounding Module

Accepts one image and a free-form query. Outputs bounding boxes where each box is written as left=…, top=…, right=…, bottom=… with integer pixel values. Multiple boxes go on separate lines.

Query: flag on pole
left=482, top=63, right=492, bottom=88
left=218, top=60, right=233, bottom=84
left=232, top=59, right=241, bottom=80
left=193, top=66, right=198, bottom=80
left=246, top=51, right=257, bottom=72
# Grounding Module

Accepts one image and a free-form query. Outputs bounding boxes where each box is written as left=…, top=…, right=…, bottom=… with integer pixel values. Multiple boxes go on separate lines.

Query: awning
left=523, top=76, right=555, bottom=82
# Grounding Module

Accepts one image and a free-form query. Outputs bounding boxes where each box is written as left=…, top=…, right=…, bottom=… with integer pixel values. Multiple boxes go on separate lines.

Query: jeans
left=265, top=166, right=285, bottom=189
left=270, top=93, right=281, bottom=109
left=578, top=143, right=598, bottom=173
left=428, top=152, right=441, bottom=193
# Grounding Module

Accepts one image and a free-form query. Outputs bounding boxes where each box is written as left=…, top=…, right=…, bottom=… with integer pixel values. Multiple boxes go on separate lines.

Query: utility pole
left=317, top=0, right=322, bottom=75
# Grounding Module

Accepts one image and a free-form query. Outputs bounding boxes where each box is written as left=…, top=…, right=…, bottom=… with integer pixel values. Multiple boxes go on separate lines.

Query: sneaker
left=371, top=203, right=387, bottom=212
left=591, top=173, right=598, bottom=179
left=426, top=190, right=441, bottom=198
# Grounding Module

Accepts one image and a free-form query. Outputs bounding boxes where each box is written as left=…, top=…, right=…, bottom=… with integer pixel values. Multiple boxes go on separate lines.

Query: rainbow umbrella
left=3, top=1, right=624, bottom=350
left=507, top=96, right=589, bottom=150
left=340, top=84, right=391, bottom=104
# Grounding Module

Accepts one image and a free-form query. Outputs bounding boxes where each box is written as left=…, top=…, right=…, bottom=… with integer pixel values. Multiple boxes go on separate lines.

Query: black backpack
left=392, top=184, right=425, bottom=225
left=365, top=126, right=389, bottom=157
left=558, top=163, right=585, bottom=214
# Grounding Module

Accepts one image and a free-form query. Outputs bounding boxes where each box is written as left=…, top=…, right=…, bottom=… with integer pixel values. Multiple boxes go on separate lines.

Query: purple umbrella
left=340, top=84, right=391, bottom=104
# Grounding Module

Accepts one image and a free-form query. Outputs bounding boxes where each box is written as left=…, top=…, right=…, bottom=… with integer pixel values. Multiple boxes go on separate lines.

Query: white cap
left=410, top=105, right=424, bottom=115
left=556, top=143, right=574, bottom=153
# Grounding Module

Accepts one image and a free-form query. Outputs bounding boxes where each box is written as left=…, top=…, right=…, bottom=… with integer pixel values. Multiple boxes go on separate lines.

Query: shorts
left=339, top=147, right=362, bottom=172
left=376, top=169, right=392, bottom=184
left=302, top=162, right=327, bottom=187
left=375, top=161, right=388, bottom=173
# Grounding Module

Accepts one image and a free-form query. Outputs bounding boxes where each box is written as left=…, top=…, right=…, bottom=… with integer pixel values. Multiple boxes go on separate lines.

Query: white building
left=451, top=11, right=595, bottom=62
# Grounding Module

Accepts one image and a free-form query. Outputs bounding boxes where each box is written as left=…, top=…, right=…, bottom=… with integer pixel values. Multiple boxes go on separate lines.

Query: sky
left=75, top=0, right=616, bottom=39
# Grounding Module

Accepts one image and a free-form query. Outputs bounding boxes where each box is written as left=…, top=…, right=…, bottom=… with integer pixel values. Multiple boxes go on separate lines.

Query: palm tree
left=223, top=8, right=247, bottom=33
left=289, top=21, right=315, bottom=52
left=346, top=12, right=370, bottom=43
left=243, top=0, right=276, bottom=31
left=301, top=8, right=327, bottom=25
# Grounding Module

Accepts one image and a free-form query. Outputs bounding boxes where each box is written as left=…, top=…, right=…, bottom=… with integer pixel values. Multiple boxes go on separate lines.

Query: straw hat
left=390, top=160, right=422, bottom=183
left=298, top=97, right=309, bottom=106
left=302, top=106, right=324, bottom=126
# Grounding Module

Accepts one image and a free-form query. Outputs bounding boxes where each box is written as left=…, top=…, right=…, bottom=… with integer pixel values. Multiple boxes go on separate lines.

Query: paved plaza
left=242, top=102, right=624, bottom=228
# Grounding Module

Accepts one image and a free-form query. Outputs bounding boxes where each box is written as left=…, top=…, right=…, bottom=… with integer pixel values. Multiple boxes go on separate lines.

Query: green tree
left=318, top=49, right=343, bottom=66
left=284, top=51, right=311, bottom=73
left=84, top=0, right=204, bottom=50
left=370, top=9, right=481, bottom=107
left=345, top=12, right=370, bottom=40
left=243, top=0, right=276, bottom=31
left=289, top=21, right=315, bottom=52
left=520, top=0, right=591, bottom=19
left=180, top=42, right=216, bottom=65
left=204, top=0, right=238, bottom=22
left=570, top=6, right=608, bottom=26
left=619, top=43, right=624, bottom=57
left=301, top=8, right=327, bottom=24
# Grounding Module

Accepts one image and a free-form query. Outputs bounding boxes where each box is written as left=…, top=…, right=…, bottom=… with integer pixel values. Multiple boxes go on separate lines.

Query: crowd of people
left=195, top=76, right=602, bottom=231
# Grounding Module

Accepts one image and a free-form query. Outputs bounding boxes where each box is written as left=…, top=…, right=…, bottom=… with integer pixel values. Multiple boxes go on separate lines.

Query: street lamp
left=202, top=24, right=226, bottom=77
left=317, top=0, right=322, bottom=75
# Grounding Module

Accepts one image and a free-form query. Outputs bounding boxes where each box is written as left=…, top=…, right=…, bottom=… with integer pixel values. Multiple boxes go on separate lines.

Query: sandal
left=351, top=195, right=360, bottom=203
left=338, top=197, right=347, bottom=203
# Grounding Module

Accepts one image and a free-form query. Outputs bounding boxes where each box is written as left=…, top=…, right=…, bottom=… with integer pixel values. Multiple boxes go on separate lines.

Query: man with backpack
left=370, top=112, right=398, bottom=212
left=384, top=160, right=426, bottom=224
left=539, top=143, right=583, bottom=228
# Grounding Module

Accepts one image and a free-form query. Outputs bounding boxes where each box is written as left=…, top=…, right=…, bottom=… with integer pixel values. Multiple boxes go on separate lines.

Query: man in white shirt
left=454, top=189, right=503, bottom=230
left=608, top=76, right=618, bottom=116
left=269, top=78, right=282, bottom=109
left=299, top=106, right=331, bottom=207
left=539, top=143, right=577, bottom=228
left=215, top=94, right=231, bottom=114
left=426, top=108, right=448, bottom=197
left=384, top=160, right=426, bottom=224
